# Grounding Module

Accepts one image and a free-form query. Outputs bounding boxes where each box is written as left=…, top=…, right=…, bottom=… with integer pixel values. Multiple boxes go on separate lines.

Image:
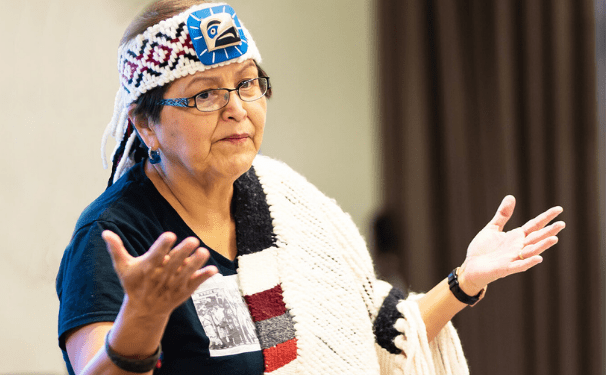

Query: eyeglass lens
left=195, top=77, right=268, bottom=112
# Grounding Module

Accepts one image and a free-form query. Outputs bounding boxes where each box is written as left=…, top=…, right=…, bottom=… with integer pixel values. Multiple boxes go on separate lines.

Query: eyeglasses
left=157, top=77, right=270, bottom=112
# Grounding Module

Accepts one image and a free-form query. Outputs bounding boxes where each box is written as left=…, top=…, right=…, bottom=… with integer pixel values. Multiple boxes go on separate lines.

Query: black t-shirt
left=56, top=162, right=264, bottom=374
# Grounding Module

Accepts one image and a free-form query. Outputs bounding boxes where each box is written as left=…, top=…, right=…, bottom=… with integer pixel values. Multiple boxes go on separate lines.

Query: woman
left=56, top=1, right=565, bottom=374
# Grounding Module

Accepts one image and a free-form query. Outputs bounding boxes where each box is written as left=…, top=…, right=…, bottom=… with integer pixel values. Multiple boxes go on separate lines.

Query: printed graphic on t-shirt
left=191, top=273, right=261, bottom=357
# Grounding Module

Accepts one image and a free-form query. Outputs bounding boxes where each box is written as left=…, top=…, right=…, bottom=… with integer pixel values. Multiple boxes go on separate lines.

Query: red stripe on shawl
left=264, top=338, right=298, bottom=372
left=244, top=284, right=287, bottom=322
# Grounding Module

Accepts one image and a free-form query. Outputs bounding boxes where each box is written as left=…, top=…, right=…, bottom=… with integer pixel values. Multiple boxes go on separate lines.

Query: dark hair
left=109, top=0, right=272, bottom=186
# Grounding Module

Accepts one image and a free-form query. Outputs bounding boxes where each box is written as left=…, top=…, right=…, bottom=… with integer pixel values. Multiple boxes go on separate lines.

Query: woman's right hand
left=102, top=230, right=218, bottom=317
left=66, top=232, right=218, bottom=374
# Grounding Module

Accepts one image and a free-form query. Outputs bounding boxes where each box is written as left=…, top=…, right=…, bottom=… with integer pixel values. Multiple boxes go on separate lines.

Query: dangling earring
left=148, top=147, right=161, bottom=164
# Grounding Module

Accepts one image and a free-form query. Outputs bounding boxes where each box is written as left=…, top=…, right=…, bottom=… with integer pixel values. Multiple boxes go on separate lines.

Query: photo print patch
left=188, top=5, right=249, bottom=65
left=191, top=274, right=261, bottom=357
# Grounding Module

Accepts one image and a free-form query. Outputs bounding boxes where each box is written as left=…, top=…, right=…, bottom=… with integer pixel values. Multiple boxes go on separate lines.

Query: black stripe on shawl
left=373, top=287, right=407, bottom=355
left=232, top=165, right=277, bottom=255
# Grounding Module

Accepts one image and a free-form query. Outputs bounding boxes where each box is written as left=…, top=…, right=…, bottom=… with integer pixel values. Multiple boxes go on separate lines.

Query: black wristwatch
left=448, top=268, right=486, bottom=307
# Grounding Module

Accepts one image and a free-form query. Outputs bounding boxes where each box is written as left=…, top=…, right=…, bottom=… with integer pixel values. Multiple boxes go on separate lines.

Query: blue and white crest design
left=188, top=5, right=249, bottom=65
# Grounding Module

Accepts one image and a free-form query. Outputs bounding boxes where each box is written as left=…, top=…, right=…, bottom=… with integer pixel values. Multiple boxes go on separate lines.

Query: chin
left=224, top=152, right=257, bottom=178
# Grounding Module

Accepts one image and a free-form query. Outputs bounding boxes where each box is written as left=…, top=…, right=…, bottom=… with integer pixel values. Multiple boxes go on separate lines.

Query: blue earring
left=149, top=148, right=161, bottom=164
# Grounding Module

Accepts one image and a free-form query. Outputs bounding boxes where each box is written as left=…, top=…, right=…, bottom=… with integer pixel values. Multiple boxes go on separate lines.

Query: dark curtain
left=375, top=1, right=602, bottom=374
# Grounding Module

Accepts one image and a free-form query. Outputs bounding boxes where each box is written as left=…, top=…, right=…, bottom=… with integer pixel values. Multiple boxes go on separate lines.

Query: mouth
left=220, top=133, right=250, bottom=143
left=222, top=134, right=249, bottom=140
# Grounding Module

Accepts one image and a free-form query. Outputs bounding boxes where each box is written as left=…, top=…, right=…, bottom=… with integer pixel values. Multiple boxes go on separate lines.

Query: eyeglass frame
left=156, top=76, right=271, bottom=112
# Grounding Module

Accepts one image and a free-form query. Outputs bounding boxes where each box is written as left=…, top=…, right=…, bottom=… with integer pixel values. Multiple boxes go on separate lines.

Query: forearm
left=70, top=297, right=169, bottom=375
left=416, top=271, right=482, bottom=342
left=109, top=296, right=169, bottom=359
left=81, top=346, right=155, bottom=375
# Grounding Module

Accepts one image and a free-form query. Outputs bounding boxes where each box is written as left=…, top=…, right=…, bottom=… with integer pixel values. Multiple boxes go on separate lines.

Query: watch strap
left=105, top=330, right=162, bottom=373
left=448, top=267, right=486, bottom=307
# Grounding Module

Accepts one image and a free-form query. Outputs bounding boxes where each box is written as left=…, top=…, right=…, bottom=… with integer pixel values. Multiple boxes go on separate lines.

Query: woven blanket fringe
left=392, top=294, right=470, bottom=375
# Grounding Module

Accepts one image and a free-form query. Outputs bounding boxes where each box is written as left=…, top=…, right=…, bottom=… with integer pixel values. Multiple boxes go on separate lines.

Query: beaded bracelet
left=105, top=331, right=162, bottom=373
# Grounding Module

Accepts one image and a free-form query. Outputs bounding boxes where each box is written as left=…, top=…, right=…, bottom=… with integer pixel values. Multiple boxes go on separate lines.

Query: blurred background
left=0, top=0, right=603, bottom=374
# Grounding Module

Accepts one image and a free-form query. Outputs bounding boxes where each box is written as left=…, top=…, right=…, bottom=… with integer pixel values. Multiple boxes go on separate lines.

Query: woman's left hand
left=457, top=195, right=565, bottom=295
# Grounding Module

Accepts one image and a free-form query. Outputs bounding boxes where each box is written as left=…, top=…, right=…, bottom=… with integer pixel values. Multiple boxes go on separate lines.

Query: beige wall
left=0, top=1, right=378, bottom=373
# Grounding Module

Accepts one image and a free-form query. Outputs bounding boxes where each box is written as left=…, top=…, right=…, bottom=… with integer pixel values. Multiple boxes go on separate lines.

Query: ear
left=128, top=104, right=158, bottom=149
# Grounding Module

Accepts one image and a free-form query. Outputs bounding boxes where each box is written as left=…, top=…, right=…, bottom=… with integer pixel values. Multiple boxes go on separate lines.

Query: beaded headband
left=101, top=2, right=262, bottom=181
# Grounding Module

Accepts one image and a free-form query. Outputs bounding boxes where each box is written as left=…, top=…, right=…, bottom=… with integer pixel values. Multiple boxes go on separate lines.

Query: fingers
left=509, top=254, right=544, bottom=274
left=509, top=235, right=559, bottom=275
left=108, top=231, right=210, bottom=282
left=189, top=262, right=219, bottom=289
left=488, top=195, right=516, bottom=231
left=144, top=232, right=179, bottom=265
left=102, top=230, right=131, bottom=272
left=167, top=247, right=217, bottom=295
left=524, top=221, right=565, bottom=246
left=522, top=206, right=564, bottom=236
left=522, top=235, right=559, bottom=258
left=161, top=236, right=201, bottom=274
left=104, top=230, right=217, bottom=315
left=154, top=236, right=217, bottom=292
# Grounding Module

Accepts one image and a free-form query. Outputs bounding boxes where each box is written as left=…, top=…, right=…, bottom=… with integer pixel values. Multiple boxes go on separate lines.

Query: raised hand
left=458, top=195, right=565, bottom=294
left=102, top=230, right=218, bottom=317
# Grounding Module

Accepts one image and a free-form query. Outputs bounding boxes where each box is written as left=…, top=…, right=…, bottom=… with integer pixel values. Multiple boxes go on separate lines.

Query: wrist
left=121, top=295, right=172, bottom=325
left=109, top=296, right=170, bottom=357
left=448, top=267, right=487, bottom=307
left=106, top=330, right=162, bottom=372
left=456, top=266, right=484, bottom=296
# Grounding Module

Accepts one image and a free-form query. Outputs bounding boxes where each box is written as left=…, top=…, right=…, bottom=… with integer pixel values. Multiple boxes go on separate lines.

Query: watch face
left=188, top=5, right=249, bottom=66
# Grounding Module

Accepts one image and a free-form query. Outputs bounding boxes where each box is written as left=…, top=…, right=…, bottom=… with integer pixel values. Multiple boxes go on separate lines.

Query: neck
left=147, top=161, right=235, bottom=216
left=145, top=161, right=239, bottom=260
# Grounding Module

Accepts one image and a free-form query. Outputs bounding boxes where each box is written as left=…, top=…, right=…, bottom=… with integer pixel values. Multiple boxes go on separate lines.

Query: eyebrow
left=184, top=61, right=257, bottom=91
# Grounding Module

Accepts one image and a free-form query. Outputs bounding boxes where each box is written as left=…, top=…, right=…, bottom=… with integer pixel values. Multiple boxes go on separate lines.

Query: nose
left=221, top=90, right=247, bottom=122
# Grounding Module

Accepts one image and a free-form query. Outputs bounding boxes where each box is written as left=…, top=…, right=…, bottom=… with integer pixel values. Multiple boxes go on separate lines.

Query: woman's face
left=150, top=60, right=267, bottom=183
